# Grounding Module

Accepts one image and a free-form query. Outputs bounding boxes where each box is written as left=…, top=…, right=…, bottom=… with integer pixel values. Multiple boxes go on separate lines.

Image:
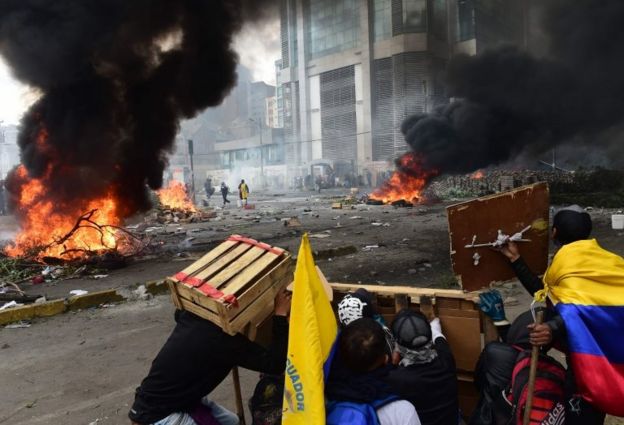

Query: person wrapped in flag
left=495, top=205, right=624, bottom=424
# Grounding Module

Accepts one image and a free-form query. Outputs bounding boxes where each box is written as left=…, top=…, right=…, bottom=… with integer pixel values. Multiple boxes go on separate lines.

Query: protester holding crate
left=128, top=289, right=292, bottom=425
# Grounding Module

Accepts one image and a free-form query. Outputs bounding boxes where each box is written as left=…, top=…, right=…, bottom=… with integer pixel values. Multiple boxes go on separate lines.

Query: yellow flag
left=282, top=234, right=337, bottom=425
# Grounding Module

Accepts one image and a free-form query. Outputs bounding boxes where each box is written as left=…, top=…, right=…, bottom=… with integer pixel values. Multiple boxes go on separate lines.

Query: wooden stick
left=523, top=310, right=544, bottom=425
left=232, top=366, right=246, bottom=425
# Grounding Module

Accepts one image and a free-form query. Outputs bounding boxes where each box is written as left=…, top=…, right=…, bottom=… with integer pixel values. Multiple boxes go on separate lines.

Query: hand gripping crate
left=167, top=235, right=292, bottom=335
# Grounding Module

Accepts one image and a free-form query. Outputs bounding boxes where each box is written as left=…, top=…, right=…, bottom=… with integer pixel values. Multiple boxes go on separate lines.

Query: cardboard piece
left=447, top=182, right=550, bottom=291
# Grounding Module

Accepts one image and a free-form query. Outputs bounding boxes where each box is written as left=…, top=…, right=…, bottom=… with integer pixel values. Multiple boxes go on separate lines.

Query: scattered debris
left=284, top=217, right=302, bottom=227
left=362, top=245, right=380, bottom=252
left=5, top=321, right=31, bottom=329
left=0, top=300, right=23, bottom=310
left=331, top=203, right=342, bottom=209
left=309, top=233, right=331, bottom=239
left=69, top=290, right=89, bottom=297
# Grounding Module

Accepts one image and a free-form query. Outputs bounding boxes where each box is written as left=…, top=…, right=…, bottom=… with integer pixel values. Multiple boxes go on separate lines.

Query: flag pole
left=523, top=310, right=545, bottom=425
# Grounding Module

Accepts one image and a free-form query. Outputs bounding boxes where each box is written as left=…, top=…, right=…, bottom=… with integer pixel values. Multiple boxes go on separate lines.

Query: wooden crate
left=168, top=235, right=292, bottom=335
left=330, top=283, right=496, bottom=417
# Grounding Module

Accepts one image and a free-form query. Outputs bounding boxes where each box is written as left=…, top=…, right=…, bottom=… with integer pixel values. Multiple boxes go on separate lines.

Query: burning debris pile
left=368, top=153, right=438, bottom=206
left=0, top=0, right=275, bottom=261
left=150, top=181, right=216, bottom=224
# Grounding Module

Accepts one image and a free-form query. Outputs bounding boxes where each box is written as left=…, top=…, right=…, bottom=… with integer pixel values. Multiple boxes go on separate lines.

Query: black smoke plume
left=0, top=0, right=275, bottom=217
left=402, top=0, right=624, bottom=175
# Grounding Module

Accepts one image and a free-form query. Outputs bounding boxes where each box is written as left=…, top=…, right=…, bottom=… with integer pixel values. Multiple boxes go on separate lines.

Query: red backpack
left=505, top=349, right=566, bottom=425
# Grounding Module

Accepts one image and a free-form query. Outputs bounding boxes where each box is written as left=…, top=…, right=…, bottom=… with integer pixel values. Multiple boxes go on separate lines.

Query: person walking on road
left=238, top=179, right=250, bottom=206
left=220, top=182, right=230, bottom=207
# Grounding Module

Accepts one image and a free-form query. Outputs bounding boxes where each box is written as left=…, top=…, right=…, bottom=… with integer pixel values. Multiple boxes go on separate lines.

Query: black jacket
left=509, top=257, right=566, bottom=342
left=129, top=310, right=288, bottom=424
left=385, top=338, right=459, bottom=425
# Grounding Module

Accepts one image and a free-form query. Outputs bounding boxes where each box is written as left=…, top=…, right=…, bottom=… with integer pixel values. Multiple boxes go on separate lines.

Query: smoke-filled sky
left=402, top=0, right=624, bottom=173
left=0, top=0, right=280, bottom=218
left=0, top=12, right=280, bottom=126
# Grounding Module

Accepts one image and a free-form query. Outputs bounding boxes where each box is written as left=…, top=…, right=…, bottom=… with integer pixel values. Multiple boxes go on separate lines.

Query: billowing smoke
left=0, top=0, right=275, bottom=217
left=402, top=0, right=624, bottom=175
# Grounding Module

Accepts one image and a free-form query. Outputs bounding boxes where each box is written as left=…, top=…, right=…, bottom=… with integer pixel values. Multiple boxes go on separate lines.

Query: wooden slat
left=208, top=246, right=267, bottom=290
left=419, top=295, right=435, bottom=321
left=223, top=258, right=292, bottom=319
left=171, top=240, right=238, bottom=282
left=330, top=282, right=480, bottom=300
left=192, top=243, right=253, bottom=285
left=168, top=280, right=182, bottom=309
left=228, top=281, right=285, bottom=335
left=394, top=294, right=408, bottom=313
left=221, top=251, right=283, bottom=296
left=174, top=283, right=221, bottom=314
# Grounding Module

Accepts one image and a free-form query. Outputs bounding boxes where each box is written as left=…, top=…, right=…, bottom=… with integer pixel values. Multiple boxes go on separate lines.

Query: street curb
left=0, top=288, right=141, bottom=326
left=67, top=289, right=125, bottom=311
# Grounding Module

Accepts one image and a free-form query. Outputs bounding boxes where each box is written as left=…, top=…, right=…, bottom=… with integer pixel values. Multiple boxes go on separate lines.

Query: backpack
left=326, top=395, right=398, bottom=425
left=505, top=349, right=566, bottom=425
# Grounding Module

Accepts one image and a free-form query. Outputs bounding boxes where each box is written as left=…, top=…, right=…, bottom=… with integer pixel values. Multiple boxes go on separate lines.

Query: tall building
left=277, top=0, right=525, bottom=178
left=0, top=124, right=19, bottom=180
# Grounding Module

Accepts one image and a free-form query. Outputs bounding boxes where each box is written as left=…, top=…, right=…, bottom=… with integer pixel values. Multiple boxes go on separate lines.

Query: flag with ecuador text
left=282, top=234, right=337, bottom=424
left=538, top=239, right=624, bottom=415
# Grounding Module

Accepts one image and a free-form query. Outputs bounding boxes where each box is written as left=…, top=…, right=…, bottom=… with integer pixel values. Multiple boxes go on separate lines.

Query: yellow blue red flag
left=538, top=239, right=624, bottom=415
left=282, top=234, right=337, bottom=424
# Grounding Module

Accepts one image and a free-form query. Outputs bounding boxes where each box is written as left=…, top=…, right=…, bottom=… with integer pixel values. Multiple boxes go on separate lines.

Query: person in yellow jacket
left=238, top=179, right=250, bottom=206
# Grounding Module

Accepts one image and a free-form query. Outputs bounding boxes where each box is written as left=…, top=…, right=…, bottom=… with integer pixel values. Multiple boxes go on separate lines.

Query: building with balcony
left=277, top=0, right=525, bottom=182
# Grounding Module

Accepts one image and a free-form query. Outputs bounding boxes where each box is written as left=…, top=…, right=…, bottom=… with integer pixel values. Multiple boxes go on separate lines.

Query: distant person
left=204, top=178, right=215, bottom=200
left=128, top=290, right=291, bottom=425
left=326, top=318, right=421, bottom=425
left=238, top=179, right=250, bottom=206
left=220, top=182, right=230, bottom=207
left=366, top=170, right=373, bottom=188
left=315, top=175, right=322, bottom=193
left=385, top=309, right=459, bottom=425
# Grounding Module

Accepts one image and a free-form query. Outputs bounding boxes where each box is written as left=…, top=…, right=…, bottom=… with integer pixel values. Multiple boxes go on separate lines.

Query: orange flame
left=370, top=153, right=437, bottom=204
left=157, top=181, right=197, bottom=212
left=471, top=170, right=485, bottom=179
left=5, top=165, right=123, bottom=259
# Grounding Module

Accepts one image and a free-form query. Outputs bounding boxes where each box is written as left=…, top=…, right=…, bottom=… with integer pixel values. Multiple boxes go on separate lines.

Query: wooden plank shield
left=447, top=182, right=550, bottom=291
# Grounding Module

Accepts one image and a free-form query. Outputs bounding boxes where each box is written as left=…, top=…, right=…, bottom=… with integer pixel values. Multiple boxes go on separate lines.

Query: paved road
left=0, top=297, right=258, bottom=425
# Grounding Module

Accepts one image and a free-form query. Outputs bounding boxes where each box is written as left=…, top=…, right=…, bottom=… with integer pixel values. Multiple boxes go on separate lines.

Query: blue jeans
left=153, top=398, right=239, bottom=425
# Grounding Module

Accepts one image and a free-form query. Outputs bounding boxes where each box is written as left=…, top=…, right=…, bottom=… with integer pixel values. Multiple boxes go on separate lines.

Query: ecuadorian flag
left=282, top=234, right=338, bottom=424
left=540, top=239, right=624, bottom=415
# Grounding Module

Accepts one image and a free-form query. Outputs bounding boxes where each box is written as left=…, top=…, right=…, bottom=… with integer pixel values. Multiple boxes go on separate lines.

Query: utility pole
left=249, top=118, right=265, bottom=189
left=187, top=139, right=195, bottom=203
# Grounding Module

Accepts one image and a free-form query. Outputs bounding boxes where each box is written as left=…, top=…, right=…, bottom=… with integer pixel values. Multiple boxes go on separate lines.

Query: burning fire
left=370, top=153, right=437, bottom=204
left=471, top=170, right=485, bottom=179
left=5, top=165, right=124, bottom=259
left=157, top=181, right=196, bottom=212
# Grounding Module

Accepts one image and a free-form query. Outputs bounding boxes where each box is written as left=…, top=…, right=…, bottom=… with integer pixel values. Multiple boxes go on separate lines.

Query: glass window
left=403, top=0, right=427, bottom=33
left=373, top=0, right=392, bottom=41
left=429, top=0, right=447, bottom=40
left=457, top=0, right=475, bottom=41
left=307, top=0, right=360, bottom=59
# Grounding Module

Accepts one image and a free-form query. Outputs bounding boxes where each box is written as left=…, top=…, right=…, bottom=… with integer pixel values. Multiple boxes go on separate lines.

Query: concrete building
left=277, top=0, right=525, bottom=181
left=0, top=124, right=19, bottom=180
left=171, top=66, right=287, bottom=194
